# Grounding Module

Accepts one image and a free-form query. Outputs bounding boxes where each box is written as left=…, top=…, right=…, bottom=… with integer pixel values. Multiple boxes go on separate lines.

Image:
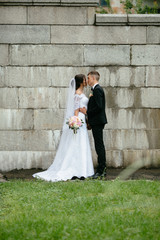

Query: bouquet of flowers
left=66, top=116, right=84, bottom=134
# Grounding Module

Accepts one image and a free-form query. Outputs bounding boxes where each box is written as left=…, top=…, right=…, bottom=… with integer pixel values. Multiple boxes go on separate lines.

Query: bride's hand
left=79, top=107, right=87, bottom=115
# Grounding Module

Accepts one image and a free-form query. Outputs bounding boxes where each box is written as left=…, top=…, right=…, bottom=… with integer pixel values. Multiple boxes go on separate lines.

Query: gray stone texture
left=0, top=25, right=50, bottom=44
left=131, top=45, right=160, bottom=65
left=146, top=66, right=160, bottom=87
left=96, top=14, right=127, bottom=25
left=128, top=14, right=160, bottom=25
left=34, top=109, right=65, bottom=130
left=0, top=151, right=55, bottom=172
left=10, top=45, right=83, bottom=66
left=0, top=6, right=27, bottom=24
left=105, top=88, right=160, bottom=109
left=0, top=88, right=18, bottom=108
left=106, top=109, right=160, bottom=130
left=0, top=109, right=34, bottom=130
left=51, top=26, right=146, bottom=44
left=0, top=130, right=58, bottom=151
left=104, top=130, right=160, bottom=150
left=84, top=45, right=130, bottom=66
left=28, top=6, right=87, bottom=24
left=0, top=45, right=8, bottom=65
left=0, top=66, right=51, bottom=87
left=19, top=88, right=59, bottom=109
left=147, top=26, right=160, bottom=43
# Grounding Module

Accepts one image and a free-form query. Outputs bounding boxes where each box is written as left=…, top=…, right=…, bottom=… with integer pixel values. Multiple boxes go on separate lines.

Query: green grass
left=0, top=179, right=160, bottom=240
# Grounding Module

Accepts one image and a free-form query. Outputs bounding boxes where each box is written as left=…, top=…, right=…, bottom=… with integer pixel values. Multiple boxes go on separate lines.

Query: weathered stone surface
left=10, top=45, right=83, bottom=66
left=123, top=150, right=160, bottom=167
left=0, top=6, right=27, bottom=24
left=0, top=130, right=59, bottom=151
left=0, top=25, right=50, bottom=44
left=103, top=129, right=160, bottom=150
left=51, top=26, right=146, bottom=44
left=0, top=66, right=51, bottom=87
left=131, top=45, right=160, bottom=65
left=147, top=26, right=160, bottom=43
left=0, top=88, right=18, bottom=108
left=96, top=67, right=145, bottom=87
left=61, top=0, right=99, bottom=6
left=59, top=88, right=68, bottom=109
left=28, top=6, right=87, bottom=24
left=105, top=87, right=160, bottom=109
left=96, top=14, right=127, bottom=25
left=106, top=109, right=160, bottom=130
left=51, top=67, right=92, bottom=87
left=141, top=88, right=160, bottom=108
left=19, top=88, right=59, bottom=109
left=128, top=14, right=160, bottom=25
left=84, top=45, right=130, bottom=66
left=0, top=151, right=55, bottom=172
left=0, top=45, right=8, bottom=65
left=87, top=7, right=95, bottom=25
left=0, top=109, right=33, bottom=130
left=146, top=66, right=160, bottom=87
left=34, top=109, right=65, bottom=130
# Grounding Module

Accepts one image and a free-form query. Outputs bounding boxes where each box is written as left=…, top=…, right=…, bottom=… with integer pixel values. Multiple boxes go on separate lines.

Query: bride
left=33, top=74, right=94, bottom=182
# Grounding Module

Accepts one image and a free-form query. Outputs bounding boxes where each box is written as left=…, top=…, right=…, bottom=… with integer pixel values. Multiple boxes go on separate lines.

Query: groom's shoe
left=91, top=169, right=107, bottom=179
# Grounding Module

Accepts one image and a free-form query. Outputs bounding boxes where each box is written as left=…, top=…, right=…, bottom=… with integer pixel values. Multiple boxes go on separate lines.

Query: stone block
left=141, top=88, right=160, bottom=108
left=103, top=129, right=160, bottom=150
left=131, top=45, right=160, bottom=65
left=0, top=88, right=18, bottom=108
left=96, top=67, right=145, bottom=87
left=0, top=45, right=8, bottom=65
left=123, top=150, right=160, bottom=167
left=0, top=66, right=51, bottom=87
left=34, top=109, right=65, bottom=130
left=84, top=45, right=130, bottom=66
left=147, top=26, right=160, bottom=43
left=61, top=0, right=99, bottom=6
left=0, top=109, right=33, bottom=130
left=87, top=7, right=95, bottom=25
left=59, top=88, right=68, bottom=109
left=0, top=151, right=55, bottom=172
left=146, top=66, right=160, bottom=87
left=96, top=14, right=127, bottom=26
left=128, top=14, right=160, bottom=25
left=0, top=130, right=59, bottom=151
left=28, top=6, right=87, bottom=24
left=10, top=45, right=83, bottom=66
left=51, top=26, right=146, bottom=44
left=51, top=67, right=92, bottom=87
left=19, top=88, right=59, bottom=109
left=106, top=150, right=123, bottom=167
left=33, top=0, right=60, bottom=4
left=0, top=25, right=50, bottom=44
left=106, top=109, right=160, bottom=130
left=0, top=6, right=27, bottom=24
left=105, top=88, right=135, bottom=108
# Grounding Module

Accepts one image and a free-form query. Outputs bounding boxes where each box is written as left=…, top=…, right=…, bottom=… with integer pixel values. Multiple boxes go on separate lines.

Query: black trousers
left=91, top=125, right=106, bottom=174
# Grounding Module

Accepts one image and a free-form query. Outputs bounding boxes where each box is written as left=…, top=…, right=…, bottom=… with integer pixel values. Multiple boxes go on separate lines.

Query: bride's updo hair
left=75, top=74, right=85, bottom=90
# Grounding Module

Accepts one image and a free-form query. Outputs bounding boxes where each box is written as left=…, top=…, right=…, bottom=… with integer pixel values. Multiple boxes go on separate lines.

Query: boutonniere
left=89, top=92, right=93, bottom=98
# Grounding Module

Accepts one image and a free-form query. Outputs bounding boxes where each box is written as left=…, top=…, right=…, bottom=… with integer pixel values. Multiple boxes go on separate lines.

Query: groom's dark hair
left=75, top=74, right=85, bottom=90
left=88, top=71, right=100, bottom=81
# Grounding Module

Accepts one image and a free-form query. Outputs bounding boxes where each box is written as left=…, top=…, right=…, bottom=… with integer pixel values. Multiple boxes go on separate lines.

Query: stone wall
left=0, top=0, right=160, bottom=171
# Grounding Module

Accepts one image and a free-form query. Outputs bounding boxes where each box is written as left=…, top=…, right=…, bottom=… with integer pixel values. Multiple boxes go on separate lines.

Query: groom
left=80, top=71, right=107, bottom=179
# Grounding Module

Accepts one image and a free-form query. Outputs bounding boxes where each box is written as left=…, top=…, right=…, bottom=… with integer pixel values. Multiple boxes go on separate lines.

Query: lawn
left=0, top=179, right=160, bottom=240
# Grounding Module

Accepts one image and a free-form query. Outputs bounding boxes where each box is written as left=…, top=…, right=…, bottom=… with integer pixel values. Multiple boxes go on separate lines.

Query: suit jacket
left=87, top=84, right=107, bottom=126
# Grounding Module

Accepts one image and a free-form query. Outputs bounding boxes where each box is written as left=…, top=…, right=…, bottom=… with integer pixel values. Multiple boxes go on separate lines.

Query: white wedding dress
left=33, top=79, right=94, bottom=182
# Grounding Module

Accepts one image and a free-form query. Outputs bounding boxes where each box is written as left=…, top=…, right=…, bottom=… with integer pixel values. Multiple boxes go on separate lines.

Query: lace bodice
left=74, top=93, right=89, bottom=111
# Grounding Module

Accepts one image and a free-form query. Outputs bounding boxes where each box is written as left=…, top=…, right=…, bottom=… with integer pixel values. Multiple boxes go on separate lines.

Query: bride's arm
left=74, top=109, right=79, bottom=116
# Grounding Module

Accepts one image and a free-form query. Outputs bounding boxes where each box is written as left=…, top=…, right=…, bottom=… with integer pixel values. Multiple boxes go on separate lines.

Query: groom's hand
left=79, top=107, right=87, bottom=115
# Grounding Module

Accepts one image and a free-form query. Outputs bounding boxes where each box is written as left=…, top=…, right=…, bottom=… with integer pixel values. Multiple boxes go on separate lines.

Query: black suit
left=87, top=84, right=107, bottom=174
